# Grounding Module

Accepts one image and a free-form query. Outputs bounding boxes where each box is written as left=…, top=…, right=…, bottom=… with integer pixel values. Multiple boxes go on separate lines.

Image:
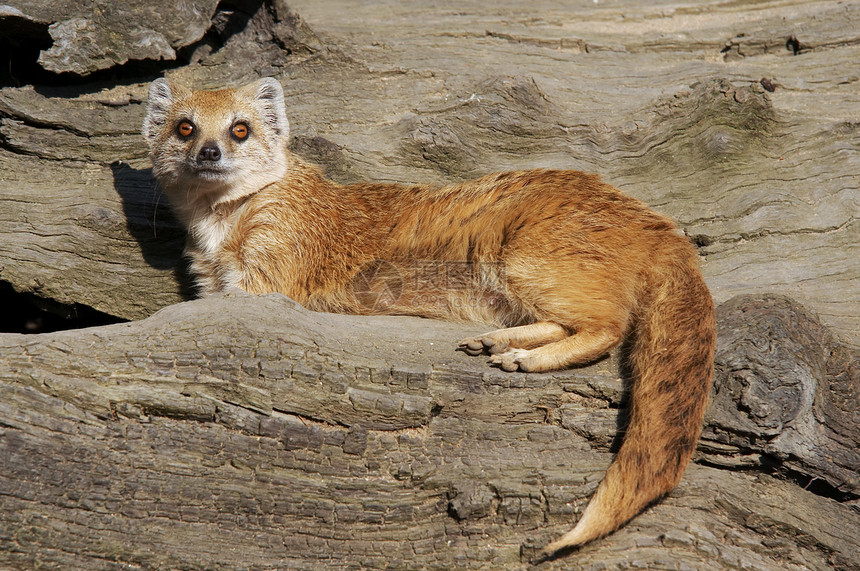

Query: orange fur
left=143, top=78, right=716, bottom=555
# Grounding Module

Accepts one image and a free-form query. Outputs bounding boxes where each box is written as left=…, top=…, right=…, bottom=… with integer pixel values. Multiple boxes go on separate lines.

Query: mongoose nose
left=198, top=145, right=221, bottom=162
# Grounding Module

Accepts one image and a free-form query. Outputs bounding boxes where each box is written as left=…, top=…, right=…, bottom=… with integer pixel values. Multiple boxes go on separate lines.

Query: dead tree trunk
left=1, top=292, right=858, bottom=569
left=0, top=0, right=858, bottom=569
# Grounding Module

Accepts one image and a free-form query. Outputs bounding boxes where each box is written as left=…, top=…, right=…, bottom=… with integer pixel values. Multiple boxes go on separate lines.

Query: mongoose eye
left=231, top=122, right=250, bottom=141
left=177, top=121, right=195, bottom=138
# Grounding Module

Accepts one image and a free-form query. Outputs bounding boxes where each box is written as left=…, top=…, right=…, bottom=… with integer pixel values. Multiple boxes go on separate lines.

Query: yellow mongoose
left=143, top=77, right=716, bottom=556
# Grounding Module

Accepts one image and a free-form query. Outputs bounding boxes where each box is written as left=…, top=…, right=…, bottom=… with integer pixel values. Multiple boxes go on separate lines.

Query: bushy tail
left=542, top=254, right=715, bottom=556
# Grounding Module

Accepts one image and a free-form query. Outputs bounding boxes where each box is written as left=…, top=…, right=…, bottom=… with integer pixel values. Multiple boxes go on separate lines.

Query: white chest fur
left=191, top=211, right=234, bottom=256
left=184, top=206, right=245, bottom=294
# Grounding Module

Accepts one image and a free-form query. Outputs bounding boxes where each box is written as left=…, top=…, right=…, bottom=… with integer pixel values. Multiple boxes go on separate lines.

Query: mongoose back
left=143, top=77, right=716, bottom=556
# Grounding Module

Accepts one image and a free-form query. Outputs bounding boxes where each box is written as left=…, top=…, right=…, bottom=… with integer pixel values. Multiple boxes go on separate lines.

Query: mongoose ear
left=243, top=77, right=290, bottom=142
left=142, top=78, right=188, bottom=146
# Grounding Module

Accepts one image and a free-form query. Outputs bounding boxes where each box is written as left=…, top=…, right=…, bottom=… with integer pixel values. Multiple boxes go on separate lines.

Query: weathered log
left=0, top=292, right=857, bottom=569
left=1, top=0, right=859, bottom=568
left=1, top=0, right=218, bottom=75
left=0, top=0, right=857, bottom=346
left=706, top=294, right=860, bottom=500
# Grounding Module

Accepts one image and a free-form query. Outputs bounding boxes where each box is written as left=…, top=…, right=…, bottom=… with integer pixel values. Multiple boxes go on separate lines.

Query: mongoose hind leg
left=488, top=326, right=621, bottom=373
left=459, top=321, right=568, bottom=356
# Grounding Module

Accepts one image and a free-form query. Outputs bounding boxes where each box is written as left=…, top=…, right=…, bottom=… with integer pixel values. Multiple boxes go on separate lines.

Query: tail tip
left=537, top=526, right=591, bottom=560
left=536, top=500, right=620, bottom=559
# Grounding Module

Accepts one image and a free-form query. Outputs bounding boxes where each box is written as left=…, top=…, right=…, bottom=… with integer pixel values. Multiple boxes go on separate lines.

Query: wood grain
left=1, top=292, right=857, bottom=569
left=0, top=1, right=858, bottom=568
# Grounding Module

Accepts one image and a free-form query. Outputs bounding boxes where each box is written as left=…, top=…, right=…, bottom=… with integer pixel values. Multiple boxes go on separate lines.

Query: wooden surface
left=1, top=292, right=857, bottom=570
left=0, top=0, right=857, bottom=346
left=0, top=0, right=858, bottom=568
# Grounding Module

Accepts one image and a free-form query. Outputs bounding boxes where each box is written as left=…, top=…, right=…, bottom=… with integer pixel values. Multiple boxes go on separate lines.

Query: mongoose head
left=142, top=77, right=290, bottom=213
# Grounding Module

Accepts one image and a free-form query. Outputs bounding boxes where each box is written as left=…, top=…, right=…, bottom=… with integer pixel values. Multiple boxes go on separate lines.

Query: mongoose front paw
left=458, top=335, right=510, bottom=356
left=489, top=348, right=535, bottom=372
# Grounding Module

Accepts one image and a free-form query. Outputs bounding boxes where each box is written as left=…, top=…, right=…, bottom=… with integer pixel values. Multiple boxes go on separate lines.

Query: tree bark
left=0, top=0, right=858, bottom=569
left=0, top=0, right=857, bottom=345
left=1, top=292, right=858, bottom=570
